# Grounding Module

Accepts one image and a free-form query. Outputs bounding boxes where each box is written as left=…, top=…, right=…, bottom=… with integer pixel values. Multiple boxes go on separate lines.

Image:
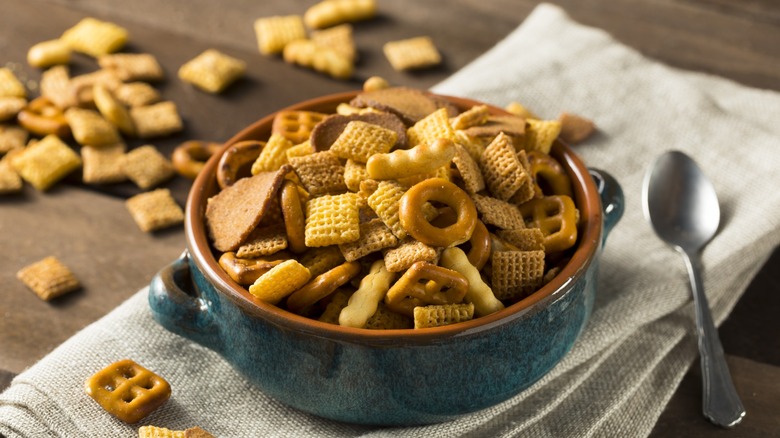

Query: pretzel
left=16, top=97, right=70, bottom=137
left=398, top=178, right=477, bottom=247
left=339, top=259, right=394, bottom=328
left=279, top=179, right=306, bottom=254
left=366, top=138, right=455, bottom=181
left=439, top=247, right=504, bottom=317
left=216, top=140, right=264, bottom=189
left=517, top=195, right=578, bottom=253
left=466, top=219, right=491, bottom=270
left=172, top=140, right=222, bottom=180
left=272, top=110, right=329, bottom=145
left=218, top=251, right=286, bottom=285
left=84, top=359, right=171, bottom=424
left=286, top=261, right=361, bottom=313
left=384, top=261, right=468, bottom=317
left=527, top=150, right=572, bottom=198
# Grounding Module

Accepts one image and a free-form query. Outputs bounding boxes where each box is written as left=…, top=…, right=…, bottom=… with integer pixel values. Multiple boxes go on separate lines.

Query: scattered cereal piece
left=27, top=39, right=72, bottom=68
left=311, top=23, right=357, bottom=62
left=67, top=69, right=122, bottom=108
left=0, top=124, right=28, bottom=154
left=126, top=188, right=184, bottom=232
left=93, top=83, right=135, bottom=136
left=254, top=15, right=306, bottom=55
left=383, top=36, right=441, bottom=71
left=304, top=0, right=377, bottom=29
left=9, top=134, right=81, bottom=191
left=99, top=53, right=165, bottom=82
left=85, top=359, right=171, bottom=424
left=0, top=97, right=26, bottom=122
left=130, top=101, right=183, bottom=139
left=138, top=426, right=184, bottom=438
left=304, top=193, right=360, bottom=247
left=282, top=39, right=354, bottom=80
left=413, top=302, right=475, bottom=329
left=491, top=250, right=546, bottom=301
left=61, top=17, right=128, bottom=57
left=0, top=68, right=27, bottom=98
left=120, top=145, right=175, bottom=189
left=39, top=65, right=76, bottom=109
left=16, top=256, right=80, bottom=301
left=114, top=82, right=161, bottom=107
left=248, top=259, right=311, bottom=304
left=558, top=112, right=596, bottom=144
left=65, top=107, right=122, bottom=146
left=178, top=49, right=246, bottom=94
left=0, top=158, right=23, bottom=194
left=81, top=143, right=127, bottom=184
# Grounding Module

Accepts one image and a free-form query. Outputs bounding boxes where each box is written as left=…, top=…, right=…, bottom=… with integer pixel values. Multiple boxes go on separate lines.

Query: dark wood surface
left=2, top=1, right=779, bottom=436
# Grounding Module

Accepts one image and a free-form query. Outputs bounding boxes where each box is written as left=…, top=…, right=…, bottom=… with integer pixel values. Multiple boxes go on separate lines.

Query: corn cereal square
left=64, top=107, right=122, bottom=147
left=178, top=49, right=246, bottom=94
left=0, top=68, right=26, bottom=98
left=248, top=259, right=310, bottom=304
left=81, top=143, right=127, bottom=184
left=407, top=108, right=455, bottom=147
left=254, top=15, right=306, bottom=55
left=304, top=193, right=360, bottom=247
left=61, top=17, right=128, bottom=57
left=126, top=188, right=184, bottom=232
left=251, top=134, right=294, bottom=174
left=329, top=120, right=397, bottom=163
left=383, top=36, right=441, bottom=71
left=10, top=135, right=81, bottom=191
left=98, top=53, right=165, bottom=82
left=17, top=256, right=81, bottom=301
left=120, top=145, right=174, bottom=189
left=525, top=119, right=562, bottom=154
left=130, top=101, right=183, bottom=139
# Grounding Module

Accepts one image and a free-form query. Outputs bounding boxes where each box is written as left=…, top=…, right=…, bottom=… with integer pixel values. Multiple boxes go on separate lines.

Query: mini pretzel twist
left=399, top=178, right=477, bottom=247
left=279, top=179, right=307, bottom=254
left=528, top=150, right=572, bottom=198
left=384, top=261, right=468, bottom=317
left=517, top=195, right=578, bottom=253
left=286, top=261, right=361, bottom=313
left=172, top=140, right=222, bottom=180
left=366, top=138, right=455, bottom=180
left=216, top=140, right=264, bottom=189
left=17, top=96, right=70, bottom=137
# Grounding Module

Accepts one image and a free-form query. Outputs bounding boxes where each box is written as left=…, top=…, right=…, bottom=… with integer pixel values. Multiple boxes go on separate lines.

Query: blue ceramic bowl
left=149, top=91, right=624, bottom=426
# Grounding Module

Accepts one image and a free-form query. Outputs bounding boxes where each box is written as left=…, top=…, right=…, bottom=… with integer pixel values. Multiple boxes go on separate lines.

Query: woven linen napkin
left=3, top=4, right=780, bottom=437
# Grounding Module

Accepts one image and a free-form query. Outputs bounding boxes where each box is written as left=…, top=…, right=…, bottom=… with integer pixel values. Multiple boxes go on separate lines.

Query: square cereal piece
left=114, top=82, right=161, bottom=107
left=497, top=228, right=545, bottom=251
left=98, top=53, right=164, bottom=82
left=491, top=250, right=545, bottom=301
left=383, top=238, right=439, bottom=272
left=64, top=107, right=121, bottom=147
left=39, top=65, right=76, bottom=109
left=450, top=104, right=489, bottom=130
left=17, top=256, right=80, bottom=301
left=339, top=218, right=398, bottom=262
left=120, top=145, right=174, bottom=190
left=130, top=101, right=183, bottom=139
left=0, top=158, right=23, bottom=194
left=250, top=134, right=294, bottom=174
left=0, top=124, right=29, bottom=154
left=60, top=17, right=128, bottom=57
left=10, top=134, right=81, bottom=191
left=0, top=97, right=26, bottom=122
left=480, top=132, right=530, bottom=201
left=413, top=302, right=474, bottom=329
left=451, top=143, right=484, bottom=194
left=248, top=259, right=311, bottom=304
left=0, top=68, right=27, bottom=98
left=343, top=159, right=367, bottom=192
left=311, top=24, right=357, bottom=62
left=407, top=107, right=455, bottom=147
left=254, top=15, right=306, bottom=55
left=236, top=225, right=288, bottom=258
left=329, top=120, right=397, bottom=163
left=472, top=194, right=526, bottom=230
left=81, top=143, right=127, bottom=184
left=304, top=193, right=360, bottom=247
left=126, top=188, right=184, bottom=232
left=67, top=69, right=122, bottom=108
left=289, top=151, right=347, bottom=197
left=299, top=245, right=345, bottom=278
left=383, top=36, right=441, bottom=71
left=178, top=49, right=246, bottom=94
left=366, top=180, right=408, bottom=239
left=364, top=302, right=413, bottom=330
left=285, top=140, right=316, bottom=160
left=138, top=426, right=184, bottom=438
left=318, top=288, right=352, bottom=325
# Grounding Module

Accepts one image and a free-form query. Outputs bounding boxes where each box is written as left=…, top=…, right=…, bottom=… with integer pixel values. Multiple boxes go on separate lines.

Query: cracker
left=383, top=238, right=439, bottom=273
left=120, top=145, right=175, bottom=190
left=450, top=104, right=489, bottom=130
left=248, top=259, right=311, bottom=304
left=126, top=188, right=184, bottom=232
left=451, top=143, right=484, bottom=194
left=524, top=119, right=562, bottom=154
left=558, top=112, right=596, bottom=144
left=311, top=24, right=357, bottom=62
left=254, top=15, right=306, bottom=55
left=81, top=143, right=127, bottom=184
left=114, top=82, right=161, bottom=108
left=16, top=256, right=80, bottom=301
left=250, top=134, right=294, bottom=174
left=383, top=36, right=441, bottom=71
left=318, top=288, right=353, bottom=325
left=236, top=225, right=288, bottom=258
left=364, top=302, right=413, bottom=329
left=0, top=124, right=28, bottom=154
left=407, top=107, right=455, bottom=147
left=472, top=194, right=526, bottom=230
left=0, top=97, right=26, bottom=122
left=130, top=101, right=183, bottom=139
left=491, top=250, right=545, bottom=301
left=413, top=302, right=474, bottom=329
left=349, top=87, right=439, bottom=125
left=310, top=112, right=408, bottom=152
left=272, top=110, right=329, bottom=145
left=0, top=68, right=27, bottom=98
left=304, top=193, right=361, bottom=247
left=299, top=245, right=345, bottom=278
left=289, top=150, right=347, bottom=196
left=480, top=132, right=530, bottom=201
left=205, top=166, right=290, bottom=252
left=0, top=158, right=23, bottom=194
left=10, top=134, right=81, bottom=191
left=178, top=49, right=246, bottom=94
left=329, top=120, right=397, bottom=163
left=39, top=65, right=76, bottom=109
left=65, top=107, right=122, bottom=146
left=98, top=53, right=164, bottom=82
left=338, top=218, right=398, bottom=262
left=61, top=17, right=128, bottom=57
left=366, top=180, right=407, bottom=239
left=343, top=159, right=368, bottom=192
left=138, top=426, right=184, bottom=438
left=496, top=228, right=545, bottom=251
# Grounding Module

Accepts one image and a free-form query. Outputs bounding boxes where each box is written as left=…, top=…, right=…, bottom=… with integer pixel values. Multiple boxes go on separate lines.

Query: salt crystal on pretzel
left=472, top=194, right=526, bottom=230
left=413, top=302, right=475, bottom=329
left=329, top=120, right=397, bottom=163
left=491, top=250, right=545, bottom=301
left=338, top=218, right=398, bottom=262
left=251, top=134, right=294, bottom=174
left=304, top=193, right=361, bottom=247
left=289, top=150, right=347, bottom=196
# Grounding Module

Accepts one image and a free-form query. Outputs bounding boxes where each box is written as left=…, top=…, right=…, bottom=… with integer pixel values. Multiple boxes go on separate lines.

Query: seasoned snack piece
left=178, top=49, right=246, bottom=94
left=343, top=159, right=367, bottom=192
left=383, top=36, right=441, bottom=71
left=480, top=132, right=532, bottom=201
left=251, top=134, right=294, bottom=174
left=524, top=119, right=562, bottom=154
left=282, top=39, right=354, bottom=80
left=121, top=145, right=175, bottom=190
left=236, top=225, right=288, bottom=258
left=451, top=143, right=485, bottom=194
left=126, top=188, right=184, bottom=232
left=339, top=259, right=394, bottom=328
left=527, top=150, right=572, bottom=198
left=367, top=180, right=408, bottom=239
left=304, top=0, right=376, bottom=29
left=299, top=245, right=344, bottom=278
left=450, top=104, right=489, bottom=130
left=383, top=238, right=438, bottom=273
left=364, top=302, right=413, bottom=329
left=172, top=140, right=222, bottom=180
left=329, top=120, right=397, bottom=163
left=0, top=158, right=23, bottom=194
left=217, top=140, right=263, bottom=189
left=0, top=68, right=27, bottom=98
left=318, top=289, right=352, bottom=325
left=254, top=15, right=306, bottom=55
left=472, top=194, right=525, bottom=230
left=311, top=24, right=357, bottom=62
left=0, top=97, right=26, bottom=122
left=93, top=83, right=135, bottom=136
left=218, top=251, right=287, bottom=285
left=491, top=250, right=546, bottom=301
left=363, top=76, right=390, bottom=92
left=463, top=114, right=526, bottom=142
left=496, top=228, right=545, bottom=251
left=272, top=110, right=329, bottom=145
left=10, top=135, right=81, bottom=191
left=39, top=65, right=75, bottom=109
left=138, top=426, right=184, bottom=438
left=440, top=247, right=503, bottom=317
left=280, top=180, right=307, bottom=254
left=27, top=39, right=71, bottom=68
left=68, top=69, right=122, bottom=108
left=505, top=101, right=539, bottom=120
left=407, top=107, right=455, bottom=147
left=84, top=359, right=170, bottom=424
left=0, top=124, right=29, bottom=154
left=286, top=261, right=361, bottom=313
left=339, top=218, right=398, bottom=262
left=349, top=87, right=439, bottom=125
left=64, top=107, right=119, bottom=146
left=399, top=178, right=477, bottom=247
left=304, top=193, right=360, bottom=247
left=310, top=112, right=407, bottom=152
left=114, top=82, right=161, bottom=108
left=286, top=140, right=316, bottom=159
left=384, top=261, right=468, bottom=317
left=414, top=302, right=475, bottom=329
left=206, top=166, right=291, bottom=252
left=17, top=97, right=70, bottom=137
left=517, top=195, right=578, bottom=253
left=130, top=101, right=183, bottom=139
left=16, top=256, right=80, bottom=300
left=289, top=151, right=347, bottom=196
left=99, top=53, right=164, bottom=82
left=558, top=112, right=596, bottom=144
left=248, top=259, right=310, bottom=304
left=61, top=17, right=128, bottom=57
left=82, top=143, right=127, bottom=184
left=366, top=138, right=455, bottom=180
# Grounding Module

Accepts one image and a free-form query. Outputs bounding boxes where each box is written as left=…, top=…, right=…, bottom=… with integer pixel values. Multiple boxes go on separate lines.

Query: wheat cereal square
left=178, top=49, right=246, bottom=94
left=312, top=24, right=357, bottom=62
left=343, top=159, right=368, bottom=192
left=17, top=256, right=81, bottom=301
left=39, top=65, right=76, bottom=109
left=472, top=194, right=526, bottom=230
left=413, top=302, right=474, bottom=329
left=120, top=145, right=174, bottom=189
left=383, top=36, right=441, bottom=71
left=289, top=151, right=347, bottom=196
left=364, top=302, right=413, bottom=329
left=81, top=143, right=127, bottom=184
left=60, top=17, right=128, bottom=57
left=304, top=193, right=360, bottom=247
left=64, top=107, right=121, bottom=147
left=497, top=228, right=545, bottom=251
left=0, top=124, right=28, bottom=154
left=383, top=238, right=439, bottom=272
left=480, top=132, right=529, bottom=201
left=130, top=101, right=183, bottom=139
left=299, top=246, right=345, bottom=278
left=0, top=158, right=23, bottom=194
left=98, top=53, right=165, bottom=82
left=126, top=188, right=184, bottom=232
left=138, top=426, right=184, bottom=438
left=491, top=250, right=545, bottom=301
left=254, top=15, right=306, bottom=55
left=114, top=82, right=161, bottom=107
left=9, top=134, right=81, bottom=191
left=450, top=104, right=489, bottom=130
left=366, top=180, right=407, bottom=239
left=451, top=143, right=484, bottom=194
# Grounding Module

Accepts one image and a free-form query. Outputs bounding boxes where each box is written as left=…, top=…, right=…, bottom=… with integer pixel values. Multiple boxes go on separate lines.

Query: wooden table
left=2, top=1, right=778, bottom=436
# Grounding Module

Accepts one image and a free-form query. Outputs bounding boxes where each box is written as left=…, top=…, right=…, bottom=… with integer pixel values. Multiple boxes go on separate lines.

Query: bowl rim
left=185, top=90, right=602, bottom=344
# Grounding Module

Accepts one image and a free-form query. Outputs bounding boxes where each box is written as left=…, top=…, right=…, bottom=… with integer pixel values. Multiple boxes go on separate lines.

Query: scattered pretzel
left=517, top=195, right=578, bottom=253
left=399, top=178, right=477, bottom=248
left=216, top=140, right=264, bottom=189
left=17, top=97, right=70, bottom=137
left=172, top=140, right=222, bottom=180
left=286, top=261, right=361, bottom=313
left=384, top=261, right=468, bottom=317
left=280, top=180, right=307, bottom=254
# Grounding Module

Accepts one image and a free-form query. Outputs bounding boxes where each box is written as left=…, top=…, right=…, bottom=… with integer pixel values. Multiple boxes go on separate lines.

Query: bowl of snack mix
left=149, top=85, right=624, bottom=426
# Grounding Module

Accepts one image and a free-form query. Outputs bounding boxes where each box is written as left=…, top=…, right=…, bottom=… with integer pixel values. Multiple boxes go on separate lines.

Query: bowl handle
left=148, top=250, right=220, bottom=350
left=588, top=168, right=624, bottom=244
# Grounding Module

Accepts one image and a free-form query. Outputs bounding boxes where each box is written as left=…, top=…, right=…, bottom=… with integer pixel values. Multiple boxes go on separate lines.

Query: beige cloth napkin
left=3, top=4, right=780, bottom=437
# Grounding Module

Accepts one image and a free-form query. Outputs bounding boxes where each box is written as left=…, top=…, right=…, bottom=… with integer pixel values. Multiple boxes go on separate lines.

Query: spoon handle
left=680, top=250, right=746, bottom=427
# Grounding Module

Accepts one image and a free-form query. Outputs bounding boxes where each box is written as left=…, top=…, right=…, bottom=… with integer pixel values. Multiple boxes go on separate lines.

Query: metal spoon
left=643, top=150, right=745, bottom=428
